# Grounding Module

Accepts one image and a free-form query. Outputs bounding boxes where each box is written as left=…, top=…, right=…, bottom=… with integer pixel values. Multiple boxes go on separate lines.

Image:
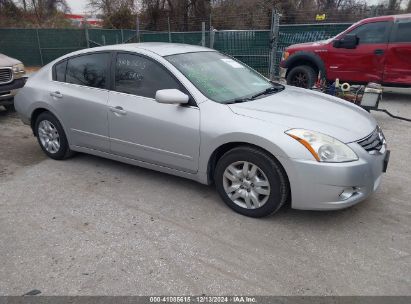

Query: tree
left=387, top=0, right=402, bottom=12
left=139, top=0, right=168, bottom=30
left=0, top=0, right=22, bottom=27
left=104, top=4, right=136, bottom=28
left=139, top=0, right=210, bottom=31
left=0, top=0, right=70, bottom=27
left=89, top=0, right=136, bottom=29
left=210, top=0, right=374, bottom=27
left=30, top=0, right=69, bottom=25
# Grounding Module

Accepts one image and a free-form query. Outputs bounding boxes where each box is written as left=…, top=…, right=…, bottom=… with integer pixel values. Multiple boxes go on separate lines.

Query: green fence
left=139, top=30, right=270, bottom=74
left=214, top=30, right=271, bottom=75
left=0, top=28, right=139, bottom=66
left=142, top=31, right=210, bottom=46
left=0, top=23, right=351, bottom=76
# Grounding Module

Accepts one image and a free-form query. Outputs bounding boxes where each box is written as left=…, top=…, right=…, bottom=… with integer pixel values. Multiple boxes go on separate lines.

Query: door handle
left=374, top=49, right=384, bottom=55
left=50, top=91, right=63, bottom=98
left=109, top=106, right=127, bottom=115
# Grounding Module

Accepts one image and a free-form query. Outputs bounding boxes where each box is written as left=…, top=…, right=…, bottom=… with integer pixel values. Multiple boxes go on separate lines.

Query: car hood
left=228, top=86, right=376, bottom=143
left=287, top=39, right=332, bottom=50
left=0, top=53, right=21, bottom=67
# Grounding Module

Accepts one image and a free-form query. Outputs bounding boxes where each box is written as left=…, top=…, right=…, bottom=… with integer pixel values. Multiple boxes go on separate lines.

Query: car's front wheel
left=35, top=112, right=72, bottom=160
left=214, top=146, right=289, bottom=217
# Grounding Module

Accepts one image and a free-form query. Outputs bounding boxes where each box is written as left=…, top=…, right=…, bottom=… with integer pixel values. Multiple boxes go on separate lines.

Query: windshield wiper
left=250, top=85, right=284, bottom=100
left=225, top=84, right=285, bottom=104
left=225, top=98, right=251, bottom=104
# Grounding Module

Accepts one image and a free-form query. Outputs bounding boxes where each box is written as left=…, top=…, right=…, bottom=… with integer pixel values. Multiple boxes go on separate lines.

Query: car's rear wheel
left=286, top=65, right=317, bottom=89
left=214, top=146, right=289, bottom=218
left=35, top=112, right=73, bottom=160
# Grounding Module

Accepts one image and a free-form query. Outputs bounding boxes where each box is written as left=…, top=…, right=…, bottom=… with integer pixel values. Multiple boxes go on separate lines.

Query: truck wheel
left=286, top=65, right=317, bottom=89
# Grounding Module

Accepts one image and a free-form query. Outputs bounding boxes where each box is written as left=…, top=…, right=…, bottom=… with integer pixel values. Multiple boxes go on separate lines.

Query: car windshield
left=166, top=51, right=280, bottom=104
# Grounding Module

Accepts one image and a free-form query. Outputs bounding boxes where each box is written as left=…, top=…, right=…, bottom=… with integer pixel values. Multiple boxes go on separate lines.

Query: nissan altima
left=14, top=43, right=389, bottom=217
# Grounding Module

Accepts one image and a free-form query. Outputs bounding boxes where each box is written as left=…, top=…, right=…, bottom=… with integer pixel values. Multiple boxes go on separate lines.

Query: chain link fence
left=139, top=30, right=271, bottom=75
left=0, top=23, right=351, bottom=77
left=0, top=28, right=139, bottom=66
left=213, top=30, right=271, bottom=75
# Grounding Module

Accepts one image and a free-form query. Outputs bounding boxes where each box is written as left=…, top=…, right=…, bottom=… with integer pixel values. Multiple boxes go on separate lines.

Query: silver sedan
left=14, top=43, right=389, bottom=217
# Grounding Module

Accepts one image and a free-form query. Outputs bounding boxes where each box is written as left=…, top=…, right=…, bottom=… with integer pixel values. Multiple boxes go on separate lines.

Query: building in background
left=65, top=14, right=103, bottom=28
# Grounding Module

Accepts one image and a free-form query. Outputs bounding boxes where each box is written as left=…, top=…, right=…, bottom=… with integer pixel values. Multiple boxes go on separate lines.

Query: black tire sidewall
left=214, top=147, right=288, bottom=218
left=286, top=65, right=317, bottom=89
left=35, top=112, right=69, bottom=160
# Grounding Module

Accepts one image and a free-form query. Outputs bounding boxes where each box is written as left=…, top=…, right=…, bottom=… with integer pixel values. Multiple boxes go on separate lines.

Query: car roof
left=360, top=13, right=411, bottom=23
left=72, top=42, right=215, bottom=57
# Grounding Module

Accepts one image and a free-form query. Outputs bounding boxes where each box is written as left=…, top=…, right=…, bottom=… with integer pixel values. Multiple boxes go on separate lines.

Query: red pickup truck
left=280, top=14, right=411, bottom=88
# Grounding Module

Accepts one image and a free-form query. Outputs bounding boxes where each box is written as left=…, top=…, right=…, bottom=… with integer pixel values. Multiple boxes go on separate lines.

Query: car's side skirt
left=71, top=145, right=209, bottom=185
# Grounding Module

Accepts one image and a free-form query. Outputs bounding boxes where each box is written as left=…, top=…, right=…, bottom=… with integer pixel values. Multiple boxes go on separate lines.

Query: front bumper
left=0, top=77, right=27, bottom=103
left=283, top=143, right=388, bottom=210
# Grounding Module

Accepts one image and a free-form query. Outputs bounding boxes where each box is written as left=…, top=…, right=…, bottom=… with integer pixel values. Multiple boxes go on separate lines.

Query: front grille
left=357, top=127, right=385, bottom=153
left=0, top=68, right=12, bottom=84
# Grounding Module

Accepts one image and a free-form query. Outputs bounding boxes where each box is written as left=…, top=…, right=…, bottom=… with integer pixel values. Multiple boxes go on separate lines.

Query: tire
left=214, top=146, right=289, bottom=218
left=35, top=112, right=73, bottom=160
left=286, top=65, right=317, bottom=89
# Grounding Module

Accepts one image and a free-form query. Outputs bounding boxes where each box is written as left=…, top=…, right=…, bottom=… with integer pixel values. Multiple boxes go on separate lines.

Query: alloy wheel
left=222, top=161, right=271, bottom=209
left=38, top=120, right=60, bottom=154
left=292, top=72, right=309, bottom=88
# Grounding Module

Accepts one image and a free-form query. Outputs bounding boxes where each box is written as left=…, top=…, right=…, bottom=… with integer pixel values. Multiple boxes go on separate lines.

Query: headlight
left=12, top=63, right=25, bottom=74
left=285, top=129, right=358, bottom=162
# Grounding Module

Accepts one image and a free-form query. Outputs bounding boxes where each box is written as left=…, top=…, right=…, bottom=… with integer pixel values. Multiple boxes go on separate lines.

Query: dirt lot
left=0, top=92, right=410, bottom=296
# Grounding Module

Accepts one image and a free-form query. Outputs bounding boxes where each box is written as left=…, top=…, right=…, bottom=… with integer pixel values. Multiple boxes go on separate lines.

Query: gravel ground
left=0, top=92, right=410, bottom=296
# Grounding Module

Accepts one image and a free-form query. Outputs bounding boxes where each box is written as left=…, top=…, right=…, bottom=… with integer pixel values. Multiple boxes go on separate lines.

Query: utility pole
left=168, top=16, right=172, bottom=43
left=136, top=14, right=140, bottom=42
left=269, top=9, right=280, bottom=80
left=84, top=17, right=90, bottom=48
left=201, top=22, right=205, bottom=47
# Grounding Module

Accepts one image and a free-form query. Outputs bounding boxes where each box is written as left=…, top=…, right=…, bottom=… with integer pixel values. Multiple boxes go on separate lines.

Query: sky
left=68, top=0, right=89, bottom=14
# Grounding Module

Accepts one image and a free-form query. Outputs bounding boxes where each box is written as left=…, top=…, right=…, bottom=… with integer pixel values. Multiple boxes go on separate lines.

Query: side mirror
left=155, top=89, right=189, bottom=105
left=333, top=40, right=341, bottom=48
left=333, top=34, right=359, bottom=49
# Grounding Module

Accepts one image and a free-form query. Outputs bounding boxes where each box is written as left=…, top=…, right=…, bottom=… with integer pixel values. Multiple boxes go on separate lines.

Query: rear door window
left=66, top=53, right=110, bottom=89
left=391, top=20, right=411, bottom=43
left=114, top=53, right=181, bottom=98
